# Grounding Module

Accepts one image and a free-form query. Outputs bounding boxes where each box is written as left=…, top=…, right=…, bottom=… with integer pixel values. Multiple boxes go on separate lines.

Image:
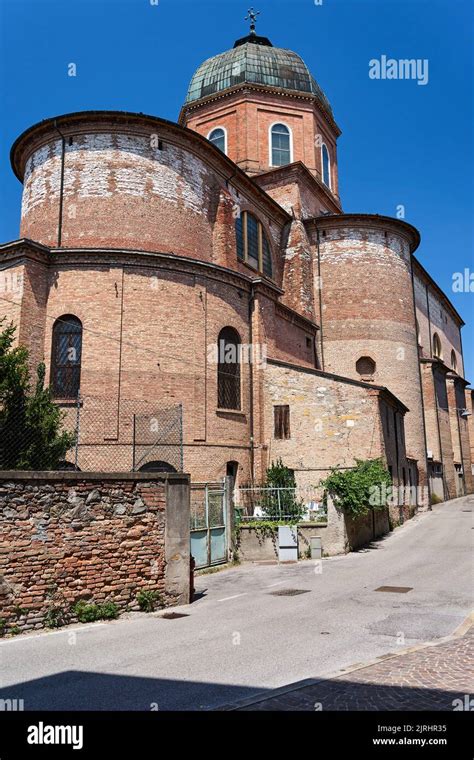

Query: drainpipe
left=248, top=283, right=255, bottom=482
left=316, top=227, right=325, bottom=371
left=53, top=121, right=66, bottom=248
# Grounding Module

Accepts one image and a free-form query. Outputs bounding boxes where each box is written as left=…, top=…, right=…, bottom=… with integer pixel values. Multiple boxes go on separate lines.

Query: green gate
left=190, top=481, right=228, bottom=569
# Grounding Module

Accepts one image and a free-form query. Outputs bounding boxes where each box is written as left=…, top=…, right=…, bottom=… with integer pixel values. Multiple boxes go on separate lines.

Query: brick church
left=1, top=16, right=472, bottom=508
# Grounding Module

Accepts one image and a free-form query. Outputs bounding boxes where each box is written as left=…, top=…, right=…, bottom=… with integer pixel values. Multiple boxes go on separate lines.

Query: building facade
left=1, top=24, right=472, bottom=508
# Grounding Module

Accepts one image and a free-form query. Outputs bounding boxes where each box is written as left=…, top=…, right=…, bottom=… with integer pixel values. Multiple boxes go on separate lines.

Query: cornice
left=254, top=161, right=342, bottom=212
left=10, top=110, right=291, bottom=227
left=305, top=213, right=421, bottom=253
left=179, top=82, right=342, bottom=136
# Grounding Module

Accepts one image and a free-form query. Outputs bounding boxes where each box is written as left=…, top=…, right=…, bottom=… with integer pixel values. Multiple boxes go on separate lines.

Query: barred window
left=235, top=211, right=273, bottom=277
left=274, top=405, right=290, bottom=439
left=217, top=327, right=241, bottom=410
left=51, top=315, right=82, bottom=399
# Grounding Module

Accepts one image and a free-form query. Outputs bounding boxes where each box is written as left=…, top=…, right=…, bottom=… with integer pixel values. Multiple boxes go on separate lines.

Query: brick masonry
left=0, top=472, right=190, bottom=634
left=0, top=50, right=472, bottom=503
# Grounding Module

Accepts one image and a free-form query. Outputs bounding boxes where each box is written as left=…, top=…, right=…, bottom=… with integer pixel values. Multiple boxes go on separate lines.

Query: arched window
left=235, top=211, right=273, bottom=277
left=208, top=127, right=226, bottom=154
left=51, top=315, right=82, bottom=399
left=217, top=327, right=241, bottom=410
left=451, top=350, right=457, bottom=372
left=270, top=123, right=291, bottom=167
left=432, top=333, right=442, bottom=359
left=321, top=144, right=331, bottom=188
left=356, top=356, right=376, bottom=381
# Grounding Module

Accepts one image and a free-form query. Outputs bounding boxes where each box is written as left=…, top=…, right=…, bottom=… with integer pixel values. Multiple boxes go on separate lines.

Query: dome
left=185, top=34, right=333, bottom=118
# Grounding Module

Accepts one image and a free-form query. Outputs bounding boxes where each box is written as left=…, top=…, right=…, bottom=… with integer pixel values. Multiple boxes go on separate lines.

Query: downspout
left=316, top=227, right=325, bottom=371
left=53, top=121, right=66, bottom=248
left=248, top=283, right=255, bottom=482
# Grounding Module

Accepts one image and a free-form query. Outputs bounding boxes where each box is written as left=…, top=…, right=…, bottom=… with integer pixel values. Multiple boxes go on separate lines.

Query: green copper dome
left=185, top=34, right=333, bottom=118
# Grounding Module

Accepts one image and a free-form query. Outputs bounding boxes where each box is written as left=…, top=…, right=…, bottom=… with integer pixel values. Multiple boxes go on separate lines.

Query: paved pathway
left=235, top=622, right=474, bottom=711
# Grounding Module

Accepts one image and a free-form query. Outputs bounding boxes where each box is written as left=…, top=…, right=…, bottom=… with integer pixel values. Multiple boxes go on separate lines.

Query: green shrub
left=73, top=600, right=119, bottom=623
left=137, top=589, right=161, bottom=612
left=44, top=606, right=68, bottom=629
left=260, top=459, right=305, bottom=520
left=98, top=602, right=119, bottom=620
left=320, top=458, right=392, bottom=518
left=0, top=618, right=6, bottom=637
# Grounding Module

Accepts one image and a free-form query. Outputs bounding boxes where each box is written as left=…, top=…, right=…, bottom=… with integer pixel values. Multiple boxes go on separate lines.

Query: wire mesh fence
left=0, top=394, right=183, bottom=473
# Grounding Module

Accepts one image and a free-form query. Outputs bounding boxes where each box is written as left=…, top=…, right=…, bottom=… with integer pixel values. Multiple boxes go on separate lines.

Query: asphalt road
left=0, top=496, right=472, bottom=710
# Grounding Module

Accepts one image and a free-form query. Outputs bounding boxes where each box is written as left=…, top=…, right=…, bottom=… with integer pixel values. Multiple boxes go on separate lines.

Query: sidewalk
left=229, top=617, right=474, bottom=711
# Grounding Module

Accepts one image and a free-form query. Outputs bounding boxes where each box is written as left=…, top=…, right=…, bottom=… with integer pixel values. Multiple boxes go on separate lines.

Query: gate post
left=224, top=475, right=234, bottom=562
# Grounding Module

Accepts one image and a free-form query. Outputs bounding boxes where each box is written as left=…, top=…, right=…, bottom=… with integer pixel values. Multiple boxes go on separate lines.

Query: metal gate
left=190, top=481, right=228, bottom=569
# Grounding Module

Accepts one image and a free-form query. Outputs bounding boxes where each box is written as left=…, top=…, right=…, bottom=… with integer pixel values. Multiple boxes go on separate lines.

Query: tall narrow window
left=217, top=327, right=241, bottom=410
left=271, top=123, right=291, bottom=166
left=450, top=350, right=457, bottom=371
left=51, top=315, right=82, bottom=398
left=234, top=211, right=273, bottom=277
left=321, top=143, right=331, bottom=188
left=433, top=332, right=442, bottom=359
left=274, top=405, right=290, bottom=439
left=208, top=127, right=226, bottom=153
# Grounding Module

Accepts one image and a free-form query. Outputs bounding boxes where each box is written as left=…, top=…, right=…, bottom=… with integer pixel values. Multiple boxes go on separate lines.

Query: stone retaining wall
left=0, top=472, right=190, bottom=634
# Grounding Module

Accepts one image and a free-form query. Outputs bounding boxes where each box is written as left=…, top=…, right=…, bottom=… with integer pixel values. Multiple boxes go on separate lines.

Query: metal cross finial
left=245, top=7, right=260, bottom=35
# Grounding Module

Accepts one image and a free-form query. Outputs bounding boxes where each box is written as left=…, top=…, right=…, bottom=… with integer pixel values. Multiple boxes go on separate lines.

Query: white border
left=207, top=126, right=228, bottom=155
left=321, top=143, right=331, bottom=189
left=269, top=122, right=293, bottom=167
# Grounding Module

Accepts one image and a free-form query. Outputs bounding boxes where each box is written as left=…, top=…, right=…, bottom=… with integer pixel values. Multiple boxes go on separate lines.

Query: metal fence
left=0, top=394, right=183, bottom=473
left=234, top=484, right=328, bottom=523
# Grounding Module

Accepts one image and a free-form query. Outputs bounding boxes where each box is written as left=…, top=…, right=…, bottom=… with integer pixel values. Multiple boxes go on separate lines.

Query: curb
left=214, top=611, right=474, bottom=711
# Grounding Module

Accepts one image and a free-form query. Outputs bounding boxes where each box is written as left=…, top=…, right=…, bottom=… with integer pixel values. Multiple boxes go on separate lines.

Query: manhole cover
left=269, top=589, right=311, bottom=597
left=375, top=586, right=413, bottom=594
left=160, top=612, right=189, bottom=619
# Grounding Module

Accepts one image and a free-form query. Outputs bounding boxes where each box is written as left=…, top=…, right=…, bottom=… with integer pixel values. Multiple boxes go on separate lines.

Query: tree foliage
left=261, top=458, right=305, bottom=520
left=0, top=319, right=76, bottom=470
left=320, top=458, right=392, bottom=517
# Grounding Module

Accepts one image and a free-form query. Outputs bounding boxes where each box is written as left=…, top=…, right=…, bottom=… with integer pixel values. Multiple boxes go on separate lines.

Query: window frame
left=269, top=122, right=293, bottom=167
left=207, top=126, right=227, bottom=155
left=450, top=349, right=457, bottom=372
left=274, top=404, right=291, bottom=440
left=321, top=143, right=331, bottom=189
left=50, top=314, right=83, bottom=400
left=235, top=210, right=273, bottom=277
left=432, top=332, right=442, bottom=359
left=217, top=326, right=242, bottom=412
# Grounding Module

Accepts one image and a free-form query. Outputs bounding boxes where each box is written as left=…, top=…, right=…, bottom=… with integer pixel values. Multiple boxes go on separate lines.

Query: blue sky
left=0, top=0, right=472, bottom=378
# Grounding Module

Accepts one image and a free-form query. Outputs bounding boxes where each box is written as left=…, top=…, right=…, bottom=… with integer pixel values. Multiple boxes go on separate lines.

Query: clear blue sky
left=0, top=0, right=472, bottom=378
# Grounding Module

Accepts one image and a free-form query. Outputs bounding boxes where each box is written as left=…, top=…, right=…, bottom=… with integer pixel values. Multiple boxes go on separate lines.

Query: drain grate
left=269, top=589, right=311, bottom=597
left=160, top=612, right=189, bottom=619
left=375, top=586, right=413, bottom=594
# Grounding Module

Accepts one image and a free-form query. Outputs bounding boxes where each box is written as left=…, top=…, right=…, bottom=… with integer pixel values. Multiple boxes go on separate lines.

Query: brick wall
left=0, top=472, right=190, bottom=634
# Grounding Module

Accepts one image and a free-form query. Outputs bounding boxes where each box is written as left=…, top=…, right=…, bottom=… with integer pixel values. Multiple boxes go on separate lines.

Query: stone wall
left=0, top=472, right=190, bottom=634
left=236, top=504, right=391, bottom=562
